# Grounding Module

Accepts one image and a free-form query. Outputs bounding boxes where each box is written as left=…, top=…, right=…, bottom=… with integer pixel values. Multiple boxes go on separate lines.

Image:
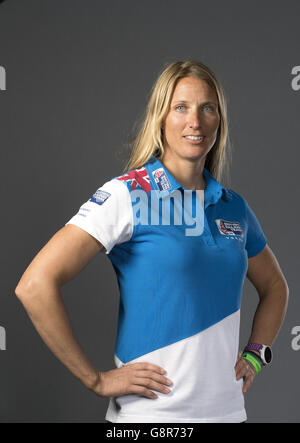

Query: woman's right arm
left=14, top=225, right=172, bottom=398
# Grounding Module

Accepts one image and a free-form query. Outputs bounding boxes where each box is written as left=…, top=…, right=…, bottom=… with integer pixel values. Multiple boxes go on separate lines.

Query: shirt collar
left=144, top=155, right=228, bottom=208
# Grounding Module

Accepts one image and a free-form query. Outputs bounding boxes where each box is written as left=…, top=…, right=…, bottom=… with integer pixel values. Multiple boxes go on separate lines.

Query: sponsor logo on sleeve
left=89, top=189, right=111, bottom=206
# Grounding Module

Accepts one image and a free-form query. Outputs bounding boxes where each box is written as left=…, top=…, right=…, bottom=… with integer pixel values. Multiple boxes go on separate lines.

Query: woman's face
left=162, top=76, right=220, bottom=163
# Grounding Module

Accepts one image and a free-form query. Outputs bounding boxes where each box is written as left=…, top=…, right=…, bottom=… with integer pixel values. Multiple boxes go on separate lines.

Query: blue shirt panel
left=108, top=157, right=267, bottom=363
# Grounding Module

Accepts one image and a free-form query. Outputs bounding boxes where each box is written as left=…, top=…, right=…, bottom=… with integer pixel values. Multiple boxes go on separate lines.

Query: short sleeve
left=65, top=179, right=133, bottom=254
left=244, top=199, right=267, bottom=258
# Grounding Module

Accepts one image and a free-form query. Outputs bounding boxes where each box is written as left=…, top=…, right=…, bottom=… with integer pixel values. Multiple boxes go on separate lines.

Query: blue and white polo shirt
left=65, top=155, right=267, bottom=423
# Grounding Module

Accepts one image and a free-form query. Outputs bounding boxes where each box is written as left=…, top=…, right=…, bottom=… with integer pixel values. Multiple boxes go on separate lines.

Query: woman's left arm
left=235, top=244, right=289, bottom=392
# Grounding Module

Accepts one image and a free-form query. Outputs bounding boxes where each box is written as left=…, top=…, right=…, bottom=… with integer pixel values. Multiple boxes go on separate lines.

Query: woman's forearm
left=247, top=279, right=289, bottom=346
left=15, top=280, right=99, bottom=389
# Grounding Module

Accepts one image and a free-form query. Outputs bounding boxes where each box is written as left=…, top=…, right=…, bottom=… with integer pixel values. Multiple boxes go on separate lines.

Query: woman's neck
left=160, top=153, right=206, bottom=191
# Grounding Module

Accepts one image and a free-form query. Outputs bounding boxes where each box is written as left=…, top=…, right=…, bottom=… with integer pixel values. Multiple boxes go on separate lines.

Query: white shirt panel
left=105, top=310, right=246, bottom=423
left=65, top=179, right=133, bottom=254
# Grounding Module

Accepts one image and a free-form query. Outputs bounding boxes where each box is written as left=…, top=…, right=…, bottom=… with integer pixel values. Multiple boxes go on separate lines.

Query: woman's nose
left=187, top=109, right=204, bottom=129
left=188, top=115, right=201, bottom=128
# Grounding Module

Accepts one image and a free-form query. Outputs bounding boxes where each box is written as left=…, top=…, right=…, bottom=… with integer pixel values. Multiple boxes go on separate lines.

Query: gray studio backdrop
left=0, top=0, right=299, bottom=423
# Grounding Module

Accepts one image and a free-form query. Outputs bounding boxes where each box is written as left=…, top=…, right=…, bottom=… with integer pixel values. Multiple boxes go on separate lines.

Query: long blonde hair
left=123, top=60, right=232, bottom=185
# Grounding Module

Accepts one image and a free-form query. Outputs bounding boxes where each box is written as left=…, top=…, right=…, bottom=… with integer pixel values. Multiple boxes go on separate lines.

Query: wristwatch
left=244, top=343, right=272, bottom=366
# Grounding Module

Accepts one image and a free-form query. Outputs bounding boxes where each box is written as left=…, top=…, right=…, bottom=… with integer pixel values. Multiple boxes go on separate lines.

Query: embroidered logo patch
left=89, top=189, right=111, bottom=205
left=215, top=219, right=243, bottom=236
left=152, top=168, right=171, bottom=191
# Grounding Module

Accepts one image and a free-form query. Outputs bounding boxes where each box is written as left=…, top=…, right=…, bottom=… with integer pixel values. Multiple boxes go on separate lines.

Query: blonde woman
left=15, top=61, right=289, bottom=423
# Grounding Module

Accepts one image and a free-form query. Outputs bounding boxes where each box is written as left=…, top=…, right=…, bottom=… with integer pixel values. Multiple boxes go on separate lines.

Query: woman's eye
left=203, top=105, right=216, bottom=112
left=175, top=104, right=216, bottom=112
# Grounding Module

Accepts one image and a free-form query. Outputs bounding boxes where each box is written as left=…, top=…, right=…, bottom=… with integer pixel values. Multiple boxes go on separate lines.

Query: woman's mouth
left=183, top=135, right=205, bottom=144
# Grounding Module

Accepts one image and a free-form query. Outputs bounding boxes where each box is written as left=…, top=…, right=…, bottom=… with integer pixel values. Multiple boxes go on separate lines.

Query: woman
left=15, top=60, right=289, bottom=423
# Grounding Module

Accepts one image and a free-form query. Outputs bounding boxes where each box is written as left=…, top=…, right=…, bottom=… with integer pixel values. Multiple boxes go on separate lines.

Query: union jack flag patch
left=116, top=167, right=152, bottom=194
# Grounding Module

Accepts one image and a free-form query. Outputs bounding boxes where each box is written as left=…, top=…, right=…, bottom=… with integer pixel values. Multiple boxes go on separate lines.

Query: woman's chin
left=181, top=148, right=207, bottom=162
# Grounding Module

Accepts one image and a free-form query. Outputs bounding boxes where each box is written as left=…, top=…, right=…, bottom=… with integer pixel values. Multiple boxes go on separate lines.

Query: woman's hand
left=90, top=362, right=173, bottom=399
left=235, top=350, right=257, bottom=393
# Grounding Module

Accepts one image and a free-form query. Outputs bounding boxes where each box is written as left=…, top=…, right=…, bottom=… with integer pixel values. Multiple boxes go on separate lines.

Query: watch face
left=265, top=347, right=272, bottom=363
